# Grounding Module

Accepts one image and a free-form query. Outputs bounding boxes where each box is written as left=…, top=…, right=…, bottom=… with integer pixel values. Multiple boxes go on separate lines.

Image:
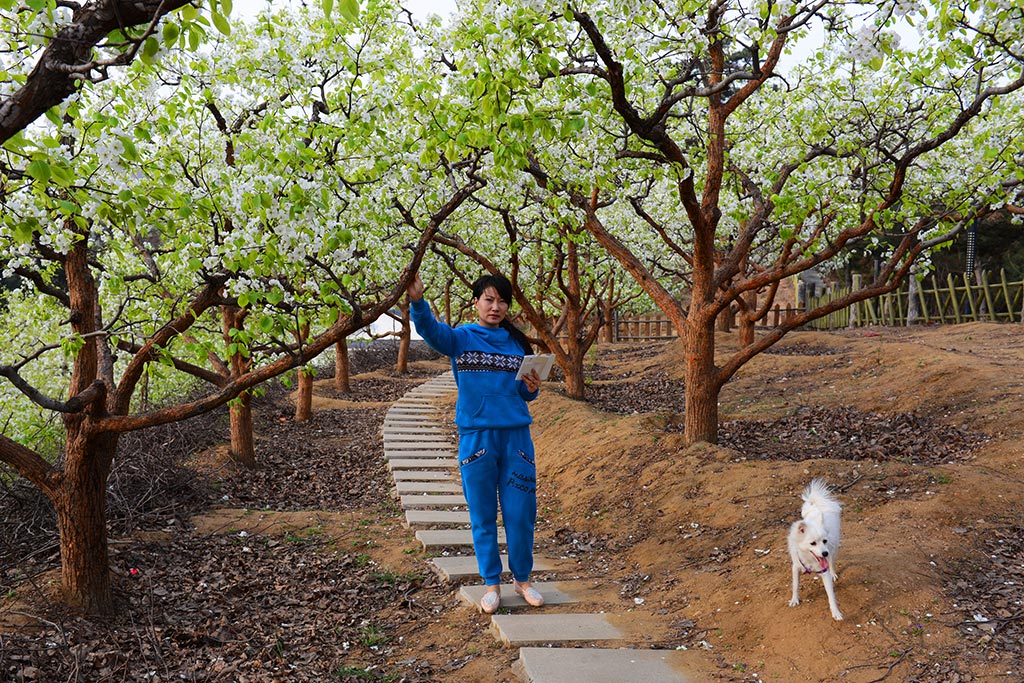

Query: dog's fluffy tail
left=802, top=478, right=840, bottom=508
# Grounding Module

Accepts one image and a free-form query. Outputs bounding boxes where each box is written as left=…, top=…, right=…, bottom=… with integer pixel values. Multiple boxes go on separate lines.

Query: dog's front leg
left=788, top=563, right=801, bottom=607
left=821, top=571, right=843, bottom=621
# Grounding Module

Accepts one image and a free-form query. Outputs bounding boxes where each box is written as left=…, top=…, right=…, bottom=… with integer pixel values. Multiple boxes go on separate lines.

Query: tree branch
left=0, top=0, right=194, bottom=144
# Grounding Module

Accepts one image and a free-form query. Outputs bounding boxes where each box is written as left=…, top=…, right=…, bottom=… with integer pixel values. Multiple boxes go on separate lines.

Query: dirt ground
left=3, top=323, right=1023, bottom=682
left=368, top=322, right=1024, bottom=682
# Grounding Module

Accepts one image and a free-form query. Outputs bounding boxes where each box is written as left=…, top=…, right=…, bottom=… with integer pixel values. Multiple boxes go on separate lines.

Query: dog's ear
left=796, top=522, right=807, bottom=536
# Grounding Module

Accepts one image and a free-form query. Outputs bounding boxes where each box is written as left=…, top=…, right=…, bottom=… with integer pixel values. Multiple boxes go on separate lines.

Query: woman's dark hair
left=471, top=273, right=533, bottom=355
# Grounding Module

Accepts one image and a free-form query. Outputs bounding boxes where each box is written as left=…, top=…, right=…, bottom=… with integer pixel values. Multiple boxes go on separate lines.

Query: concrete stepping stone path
left=383, top=372, right=698, bottom=682
left=459, top=582, right=578, bottom=611
left=391, top=470, right=455, bottom=481
left=428, top=554, right=558, bottom=582
left=404, top=510, right=471, bottom=528
left=394, top=481, right=462, bottom=494
left=514, top=648, right=699, bottom=683
left=491, top=613, right=623, bottom=647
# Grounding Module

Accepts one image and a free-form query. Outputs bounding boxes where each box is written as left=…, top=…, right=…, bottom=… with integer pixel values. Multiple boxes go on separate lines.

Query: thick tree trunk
left=906, top=271, right=920, bottom=326
left=683, top=317, right=722, bottom=445
left=716, top=308, right=730, bottom=332
left=229, top=392, right=256, bottom=467
left=601, top=301, right=614, bottom=343
left=334, top=338, right=350, bottom=393
left=56, top=430, right=117, bottom=614
left=222, top=304, right=256, bottom=467
left=562, top=357, right=587, bottom=399
left=295, top=369, right=313, bottom=422
left=738, top=291, right=757, bottom=347
left=293, top=323, right=313, bottom=422
left=397, top=299, right=411, bottom=374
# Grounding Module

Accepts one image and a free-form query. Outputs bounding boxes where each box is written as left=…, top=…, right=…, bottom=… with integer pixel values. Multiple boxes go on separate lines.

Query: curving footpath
left=383, top=372, right=701, bottom=682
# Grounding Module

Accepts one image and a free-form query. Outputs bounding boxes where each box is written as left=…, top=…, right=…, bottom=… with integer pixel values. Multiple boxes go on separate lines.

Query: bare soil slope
left=3, top=324, right=1022, bottom=683
left=521, top=322, right=1024, bottom=682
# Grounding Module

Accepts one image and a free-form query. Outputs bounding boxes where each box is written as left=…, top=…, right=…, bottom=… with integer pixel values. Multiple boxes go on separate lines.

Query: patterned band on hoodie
left=456, top=351, right=522, bottom=374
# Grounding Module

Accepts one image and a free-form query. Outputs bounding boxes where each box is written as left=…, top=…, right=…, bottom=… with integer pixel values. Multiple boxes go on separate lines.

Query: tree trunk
left=222, top=304, right=256, bottom=467
left=683, top=317, right=722, bottom=445
left=906, top=270, right=920, bottom=326
left=443, top=279, right=452, bottom=324
left=601, top=301, right=614, bottom=343
left=562, top=356, right=587, bottom=399
left=334, top=338, right=350, bottom=393
left=229, top=392, right=256, bottom=467
left=56, top=430, right=117, bottom=614
left=738, top=291, right=757, bottom=347
left=716, top=304, right=733, bottom=332
left=397, top=299, right=411, bottom=374
left=293, top=322, right=313, bottom=422
left=295, top=368, right=313, bottom=422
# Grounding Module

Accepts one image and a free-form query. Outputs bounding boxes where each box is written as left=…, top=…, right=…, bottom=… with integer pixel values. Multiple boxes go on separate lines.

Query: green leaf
left=26, top=159, right=51, bottom=183
left=321, top=0, right=334, bottom=16
left=338, top=0, right=359, bottom=21
left=212, top=12, right=231, bottom=36
left=142, top=36, right=160, bottom=62
left=12, top=223, right=34, bottom=244
left=162, top=22, right=180, bottom=45
left=49, top=162, right=74, bottom=187
left=259, top=316, right=276, bottom=333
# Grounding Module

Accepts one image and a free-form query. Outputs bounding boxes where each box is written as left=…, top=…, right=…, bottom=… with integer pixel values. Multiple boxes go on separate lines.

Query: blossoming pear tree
left=459, top=0, right=1024, bottom=444
left=0, top=0, right=484, bottom=614
left=407, top=7, right=644, bottom=399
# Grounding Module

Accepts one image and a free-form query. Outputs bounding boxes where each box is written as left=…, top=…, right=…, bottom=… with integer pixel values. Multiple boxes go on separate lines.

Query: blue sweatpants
left=457, top=426, right=537, bottom=585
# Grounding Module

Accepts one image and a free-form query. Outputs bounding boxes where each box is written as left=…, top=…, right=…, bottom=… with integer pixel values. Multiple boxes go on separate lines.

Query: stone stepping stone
left=382, top=438, right=450, bottom=448
left=400, top=494, right=466, bottom=508
left=404, top=510, right=471, bottom=528
left=459, top=583, right=578, bottom=611
left=392, top=470, right=455, bottom=481
left=513, top=647, right=697, bottom=683
left=384, top=436, right=452, bottom=445
left=383, top=442, right=453, bottom=450
left=490, top=614, right=623, bottom=647
left=382, top=425, right=446, bottom=434
left=429, top=555, right=556, bottom=582
left=384, top=450, right=456, bottom=460
left=387, top=459, right=457, bottom=470
left=395, top=481, right=462, bottom=494
left=384, top=432, right=447, bottom=439
left=416, top=528, right=504, bottom=549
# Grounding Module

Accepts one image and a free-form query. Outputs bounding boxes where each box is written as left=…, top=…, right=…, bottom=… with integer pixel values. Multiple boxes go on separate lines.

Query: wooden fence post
left=849, top=274, right=862, bottom=328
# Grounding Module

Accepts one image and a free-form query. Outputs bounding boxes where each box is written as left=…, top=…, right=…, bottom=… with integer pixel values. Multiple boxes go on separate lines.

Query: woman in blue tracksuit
left=407, top=271, right=545, bottom=614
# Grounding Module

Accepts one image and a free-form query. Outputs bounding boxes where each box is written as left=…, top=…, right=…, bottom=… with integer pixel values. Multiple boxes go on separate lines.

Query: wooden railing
left=609, top=305, right=803, bottom=341
left=807, top=270, right=1024, bottom=329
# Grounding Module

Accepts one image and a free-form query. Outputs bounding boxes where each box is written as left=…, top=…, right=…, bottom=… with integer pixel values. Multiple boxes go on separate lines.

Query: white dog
left=787, top=478, right=843, bottom=621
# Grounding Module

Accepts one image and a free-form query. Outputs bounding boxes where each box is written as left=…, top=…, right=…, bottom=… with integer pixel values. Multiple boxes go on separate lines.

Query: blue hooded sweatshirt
left=410, top=298, right=538, bottom=431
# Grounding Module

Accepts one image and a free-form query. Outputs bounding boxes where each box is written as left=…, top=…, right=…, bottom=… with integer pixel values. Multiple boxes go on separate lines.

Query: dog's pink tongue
left=818, top=556, right=830, bottom=571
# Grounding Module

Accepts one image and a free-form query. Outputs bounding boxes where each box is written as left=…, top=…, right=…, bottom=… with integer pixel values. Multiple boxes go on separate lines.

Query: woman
left=407, top=271, right=544, bottom=614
